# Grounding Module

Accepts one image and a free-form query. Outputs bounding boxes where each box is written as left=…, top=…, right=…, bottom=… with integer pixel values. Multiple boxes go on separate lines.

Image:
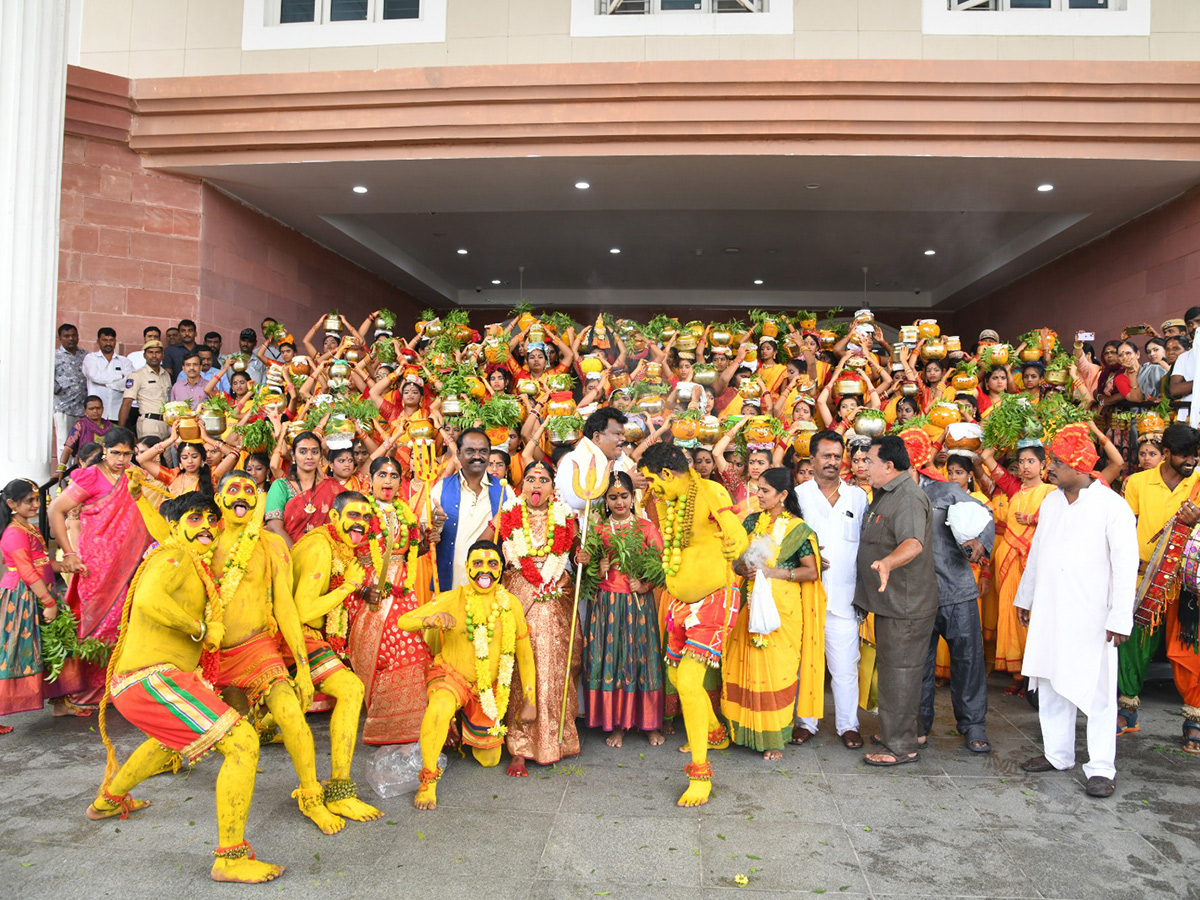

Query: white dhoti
left=1033, top=642, right=1118, bottom=780
left=797, top=612, right=861, bottom=736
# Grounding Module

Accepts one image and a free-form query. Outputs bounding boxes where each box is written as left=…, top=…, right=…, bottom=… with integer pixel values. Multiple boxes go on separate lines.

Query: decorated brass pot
left=1019, top=347, right=1043, bottom=363
left=697, top=415, right=721, bottom=446
left=623, top=418, right=648, bottom=444
left=791, top=421, right=818, bottom=458
left=928, top=402, right=962, bottom=430
left=162, top=401, right=192, bottom=427
left=921, top=338, right=947, bottom=362
left=200, top=410, right=226, bottom=437
left=177, top=415, right=202, bottom=442
left=671, top=417, right=700, bottom=441
left=852, top=412, right=887, bottom=438
left=637, top=395, right=666, bottom=417
left=917, top=319, right=940, bottom=340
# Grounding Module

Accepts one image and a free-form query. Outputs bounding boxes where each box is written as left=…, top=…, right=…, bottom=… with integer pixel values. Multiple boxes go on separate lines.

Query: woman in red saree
left=346, top=457, right=432, bottom=744
left=48, top=428, right=150, bottom=704
left=264, top=431, right=343, bottom=546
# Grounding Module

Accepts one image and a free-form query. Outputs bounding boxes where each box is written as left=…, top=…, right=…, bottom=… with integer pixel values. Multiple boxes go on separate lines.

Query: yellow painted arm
left=134, top=553, right=204, bottom=637
left=263, top=533, right=308, bottom=669
left=134, top=494, right=170, bottom=545
left=291, top=535, right=355, bottom=624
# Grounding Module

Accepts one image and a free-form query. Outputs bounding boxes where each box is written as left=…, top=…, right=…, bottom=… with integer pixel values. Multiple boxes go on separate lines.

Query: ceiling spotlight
left=456, top=249, right=468, bottom=255
left=924, top=249, right=936, bottom=256
left=352, top=185, right=368, bottom=194
left=491, top=279, right=501, bottom=285
left=610, top=248, right=621, bottom=254
left=724, top=247, right=740, bottom=254
left=753, top=279, right=764, bottom=285
left=805, top=183, right=820, bottom=190
left=1037, top=184, right=1054, bottom=192
left=575, top=181, right=590, bottom=190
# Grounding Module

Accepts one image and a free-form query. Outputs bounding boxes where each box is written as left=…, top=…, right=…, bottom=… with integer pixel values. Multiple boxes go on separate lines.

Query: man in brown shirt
left=855, top=435, right=937, bottom=766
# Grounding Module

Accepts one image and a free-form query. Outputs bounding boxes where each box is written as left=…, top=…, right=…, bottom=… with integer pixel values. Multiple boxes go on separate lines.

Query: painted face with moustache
left=466, top=547, right=503, bottom=594
left=217, top=476, right=258, bottom=526
left=172, top=507, right=221, bottom=562
left=329, top=499, right=371, bottom=548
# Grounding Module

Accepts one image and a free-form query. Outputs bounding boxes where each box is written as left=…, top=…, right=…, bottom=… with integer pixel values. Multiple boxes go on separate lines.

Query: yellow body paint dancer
left=397, top=540, right=537, bottom=811
left=87, top=491, right=284, bottom=884
left=289, top=491, right=382, bottom=823
left=639, top=443, right=748, bottom=807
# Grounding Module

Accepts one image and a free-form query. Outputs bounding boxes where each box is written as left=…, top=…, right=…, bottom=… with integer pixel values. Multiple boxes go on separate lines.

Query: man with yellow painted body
left=639, top=442, right=749, bottom=807
left=211, top=471, right=379, bottom=831
left=86, top=492, right=284, bottom=884
left=397, top=540, right=537, bottom=811
left=289, top=491, right=382, bottom=822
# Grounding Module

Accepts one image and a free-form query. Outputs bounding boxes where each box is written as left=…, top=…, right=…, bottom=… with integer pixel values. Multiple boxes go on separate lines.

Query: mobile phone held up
left=1076, top=331, right=1095, bottom=343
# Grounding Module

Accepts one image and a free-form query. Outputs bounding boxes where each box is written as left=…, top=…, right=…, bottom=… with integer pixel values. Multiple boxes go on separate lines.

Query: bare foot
left=605, top=729, right=625, bottom=749
left=326, top=797, right=382, bottom=821
left=294, top=789, right=345, bottom=835
left=85, top=797, right=152, bottom=821
left=211, top=858, right=285, bottom=883
left=506, top=756, right=528, bottom=778
left=763, top=748, right=782, bottom=761
left=677, top=779, right=712, bottom=807
left=413, top=783, right=437, bottom=811
left=661, top=718, right=676, bottom=736
left=646, top=730, right=666, bottom=747
left=53, top=699, right=91, bottom=718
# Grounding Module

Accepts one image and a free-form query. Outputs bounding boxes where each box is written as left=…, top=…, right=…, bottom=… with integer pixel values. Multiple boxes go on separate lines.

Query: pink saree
left=64, top=466, right=151, bottom=697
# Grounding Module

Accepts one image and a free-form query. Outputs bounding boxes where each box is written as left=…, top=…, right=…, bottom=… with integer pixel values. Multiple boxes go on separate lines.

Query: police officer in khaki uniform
left=118, top=340, right=171, bottom=440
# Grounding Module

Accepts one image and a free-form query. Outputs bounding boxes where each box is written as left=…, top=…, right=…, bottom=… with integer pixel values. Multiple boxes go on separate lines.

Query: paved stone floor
left=4, top=674, right=1198, bottom=899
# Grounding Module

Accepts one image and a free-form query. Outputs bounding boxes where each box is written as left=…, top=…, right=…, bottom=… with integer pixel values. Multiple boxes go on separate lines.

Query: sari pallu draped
left=266, top=477, right=345, bottom=544
left=346, top=534, right=431, bottom=745
left=993, top=483, right=1055, bottom=674
left=62, top=466, right=150, bottom=700
left=722, top=514, right=825, bottom=752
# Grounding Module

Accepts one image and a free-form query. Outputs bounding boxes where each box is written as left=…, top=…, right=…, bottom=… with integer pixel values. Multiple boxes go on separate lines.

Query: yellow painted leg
left=415, top=688, right=458, bottom=810
left=209, top=720, right=285, bottom=883
left=314, top=669, right=381, bottom=821
left=676, top=656, right=715, bottom=807
left=473, top=745, right=502, bottom=767
left=264, top=682, right=345, bottom=834
left=85, top=737, right=169, bottom=820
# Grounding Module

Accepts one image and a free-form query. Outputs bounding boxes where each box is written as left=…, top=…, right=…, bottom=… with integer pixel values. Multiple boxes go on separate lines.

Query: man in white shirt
left=793, top=430, right=868, bottom=749
left=430, top=429, right=515, bottom=589
left=1016, top=425, right=1138, bottom=799
left=81, top=327, right=133, bottom=422
left=554, top=408, right=640, bottom=513
left=125, top=325, right=161, bottom=373
left=1168, top=306, right=1200, bottom=426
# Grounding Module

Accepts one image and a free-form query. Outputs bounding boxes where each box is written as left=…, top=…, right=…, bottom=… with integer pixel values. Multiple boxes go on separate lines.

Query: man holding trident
left=639, top=442, right=749, bottom=807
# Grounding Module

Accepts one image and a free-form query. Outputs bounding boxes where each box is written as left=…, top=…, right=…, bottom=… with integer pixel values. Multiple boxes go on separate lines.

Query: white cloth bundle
left=946, top=500, right=992, bottom=545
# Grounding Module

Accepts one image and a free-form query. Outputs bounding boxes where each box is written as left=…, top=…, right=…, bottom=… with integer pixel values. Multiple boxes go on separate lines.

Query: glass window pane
left=1008, top=0, right=1052, bottom=7
left=1067, top=0, right=1108, bottom=7
left=382, top=0, right=420, bottom=18
left=280, top=0, right=316, bottom=23
left=660, top=0, right=703, bottom=10
left=330, top=0, right=369, bottom=21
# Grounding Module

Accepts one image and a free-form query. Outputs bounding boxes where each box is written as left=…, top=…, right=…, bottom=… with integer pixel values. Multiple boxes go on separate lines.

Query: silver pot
left=200, top=411, right=227, bottom=437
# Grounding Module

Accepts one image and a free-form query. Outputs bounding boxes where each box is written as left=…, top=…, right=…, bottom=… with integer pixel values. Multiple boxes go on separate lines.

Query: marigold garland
left=497, top=497, right=577, bottom=601
left=465, top=586, right=517, bottom=735
left=314, top=524, right=373, bottom=657
left=367, top=495, right=421, bottom=594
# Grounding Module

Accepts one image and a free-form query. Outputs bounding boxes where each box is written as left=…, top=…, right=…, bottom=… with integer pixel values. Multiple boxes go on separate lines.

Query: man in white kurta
left=794, top=431, right=868, bottom=747
left=1014, top=425, right=1139, bottom=797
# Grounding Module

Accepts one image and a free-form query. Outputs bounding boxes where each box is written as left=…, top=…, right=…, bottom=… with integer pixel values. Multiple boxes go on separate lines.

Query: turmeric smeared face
left=173, top=509, right=221, bottom=559
left=640, top=466, right=686, bottom=501
left=330, top=500, right=370, bottom=547
left=466, top=549, right=502, bottom=592
left=218, top=477, right=258, bottom=522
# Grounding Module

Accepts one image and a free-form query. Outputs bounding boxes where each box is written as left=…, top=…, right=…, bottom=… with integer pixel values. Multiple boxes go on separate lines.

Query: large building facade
left=2, top=0, right=1199, bottom=473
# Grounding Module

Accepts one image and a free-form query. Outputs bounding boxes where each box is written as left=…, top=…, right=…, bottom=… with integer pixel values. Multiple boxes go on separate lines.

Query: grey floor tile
left=699, top=820, right=868, bottom=894
left=538, top=812, right=702, bottom=887
left=849, top=825, right=1038, bottom=897
left=827, top=773, right=982, bottom=829
left=950, top=773, right=1122, bottom=831
left=703, top=771, right=843, bottom=824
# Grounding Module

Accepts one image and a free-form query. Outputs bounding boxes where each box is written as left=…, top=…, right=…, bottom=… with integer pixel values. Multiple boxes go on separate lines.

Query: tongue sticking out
left=349, top=528, right=365, bottom=546
left=530, top=491, right=543, bottom=506
left=476, top=574, right=494, bottom=589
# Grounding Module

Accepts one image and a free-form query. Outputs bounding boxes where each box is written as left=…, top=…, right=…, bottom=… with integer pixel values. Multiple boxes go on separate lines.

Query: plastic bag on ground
left=367, top=742, right=447, bottom=799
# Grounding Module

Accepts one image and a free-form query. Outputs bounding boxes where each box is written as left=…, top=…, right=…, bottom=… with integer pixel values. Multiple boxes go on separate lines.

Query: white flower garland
left=502, top=496, right=574, bottom=601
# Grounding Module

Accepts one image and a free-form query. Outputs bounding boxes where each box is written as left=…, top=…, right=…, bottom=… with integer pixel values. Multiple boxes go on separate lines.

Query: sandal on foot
left=789, top=726, right=814, bottom=746
left=840, top=730, right=864, bottom=749
left=1116, top=708, right=1140, bottom=736
left=863, top=751, right=919, bottom=767
left=1182, top=721, right=1200, bottom=755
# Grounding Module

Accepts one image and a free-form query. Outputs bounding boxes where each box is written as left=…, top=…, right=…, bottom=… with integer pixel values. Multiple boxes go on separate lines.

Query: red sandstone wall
left=58, top=66, right=420, bottom=355
left=57, top=132, right=203, bottom=353
left=953, top=186, right=1200, bottom=349
left=198, top=188, right=422, bottom=344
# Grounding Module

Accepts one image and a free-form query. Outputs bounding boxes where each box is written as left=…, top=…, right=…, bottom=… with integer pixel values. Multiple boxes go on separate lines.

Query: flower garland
left=366, top=495, right=421, bottom=594
left=659, top=472, right=698, bottom=577
left=465, top=587, right=517, bottom=736
left=498, top=497, right=577, bottom=601
left=320, top=524, right=372, bottom=657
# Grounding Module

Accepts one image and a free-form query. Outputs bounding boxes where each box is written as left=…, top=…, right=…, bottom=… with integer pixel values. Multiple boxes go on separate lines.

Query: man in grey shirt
left=855, top=435, right=937, bottom=767
left=913, top=447, right=995, bottom=754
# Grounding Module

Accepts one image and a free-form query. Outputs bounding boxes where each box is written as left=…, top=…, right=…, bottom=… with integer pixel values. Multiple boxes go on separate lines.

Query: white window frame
left=923, top=0, right=1149, bottom=35
left=572, top=0, right=791, bottom=37
left=242, top=0, right=447, bottom=50
left=597, top=1, right=766, bottom=14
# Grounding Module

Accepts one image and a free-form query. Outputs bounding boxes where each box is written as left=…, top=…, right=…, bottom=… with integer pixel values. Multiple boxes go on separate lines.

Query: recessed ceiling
left=175, top=153, right=1200, bottom=314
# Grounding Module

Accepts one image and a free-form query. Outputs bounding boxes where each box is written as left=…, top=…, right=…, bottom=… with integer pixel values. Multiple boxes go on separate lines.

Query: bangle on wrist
left=191, top=620, right=207, bottom=642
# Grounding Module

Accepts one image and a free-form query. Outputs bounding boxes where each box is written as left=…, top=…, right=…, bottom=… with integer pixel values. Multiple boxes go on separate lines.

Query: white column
left=0, top=1, right=70, bottom=481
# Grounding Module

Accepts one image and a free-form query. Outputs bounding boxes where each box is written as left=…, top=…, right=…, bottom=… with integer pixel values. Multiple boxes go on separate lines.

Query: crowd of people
left=2, top=303, right=1198, bottom=882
